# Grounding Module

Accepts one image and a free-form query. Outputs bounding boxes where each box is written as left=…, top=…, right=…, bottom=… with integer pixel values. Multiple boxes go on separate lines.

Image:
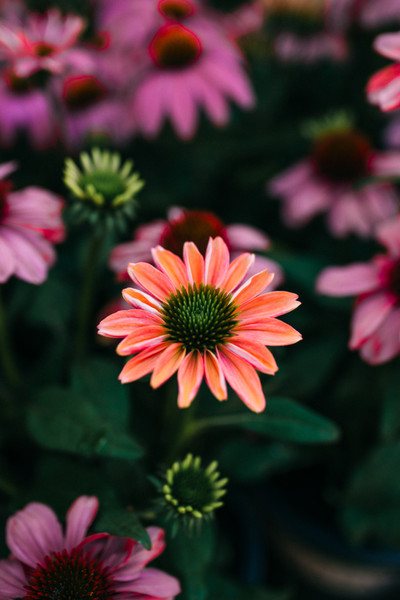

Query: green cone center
left=79, top=170, right=127, bottom=204
left=161, top=283, right=238, bottom=353
left=171, top=467, right=216, bottom=511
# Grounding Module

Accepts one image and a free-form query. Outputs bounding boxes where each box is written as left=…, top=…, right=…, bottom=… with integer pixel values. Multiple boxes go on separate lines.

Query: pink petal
left=0, top=227, right=55, bottom=284
left=204, top=236, right=230, bottom=287
left=98, top=310, right=162, bottom=337
left=0, top=233, right=16, bottom=283
left=150, top=343, right=186, bottom=388
left=316, top=263, right=381, bottom=297
left=116, top=326, right=166, bottom=356
left=328, top=192, right=372, bottom=238
left=236, top=317, right=302, bottom=346
left=169, top=75, right=198, bottom=139
left=183, top=241, right=204, bottom=286
left=119, top=345, right=167, bottom=383
left=177, top=350, right=204, bottom=408
left=127, top=263, right=175, bottom=301
left=239, top=291, right=300, bottom=320
left=122, top=288, right=161, bottom=314
left=116, top=567, right=181, bottom=597
left=226, top=338, right=278, bottom=374
left=374, top=32, right=400, bottom=62
left=375, top=214, right=400, bottom=256
left=6, top=503, right=63, bottom=568
left=226, top=224, right=269, bottom=251
left=232, top=270, right=275, bottom=306
left=151, top=245, right=189, bottom=288
left=217, top=346, right=266, bottom=412
left=268, top=160, right=313, bottom=196
left=349, top=292, right=396, bottom=349
left=0, top=559, right=27, bottom=599
left=99, top=536, right=134, bottom=570
left=204, top=349, right=227, bottom=400
left=359, top=307, right=400, bottom=364
left=115, top=528, right=166, bottom=580
left=221, top=252, right=255, bottom=294
left=371, top=151, right=400, bottom=177
left=65, top=496, right=99, bottom=552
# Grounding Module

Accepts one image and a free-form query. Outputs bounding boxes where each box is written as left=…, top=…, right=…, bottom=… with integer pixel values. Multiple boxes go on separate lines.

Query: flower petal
left=65, top=496, right=99, bottom=552
left=359, top=307, right=400, bottom=365
left=183, top=241, right=204, bottom=286
left=227, top=338, right=278, bottom=374
left=221, top=252, right=255, bottom=294
left=98, top=310, right=162, bottom=337
left=204, top=349, right=227, bottom=401
left=239, top=291, right=300, bottom=320
left=316, top=264, right=381, bottom=297
left=232, top=270, right=275, bottom=306
left=119, top=345, right=167, bottom=383
left=376, top=214, right=400, bottom=257
left=115, top=527, right=166, bottom=580
left=177, top=350, right=204, bottom=408
left=0, top=559, right=27, bottom=599
left=122, top=288, right=162, bottom=314
left=152, top=245, right=189, bottom=288
left=116, top=326, right=166, bottom=355
left=217, top=346, right=266, bottom=413
left=150, top=343, right=186, bottom=388
left=204, top=236, right=230, bottom=287
left=116, top=567, right=181, bottom=597
left=226, top=224, right=269, bottom=251
left=349, top=292, right=396, bottom=349
left=236, top=317, right=302, bottom=346
left=127, top=263, right=175, bottom=301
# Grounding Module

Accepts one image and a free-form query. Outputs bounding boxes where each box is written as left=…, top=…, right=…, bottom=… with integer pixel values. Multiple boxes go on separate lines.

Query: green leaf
left=94, top=508, right=151, bottom=550
left=27, top=386, right=143, bottom=460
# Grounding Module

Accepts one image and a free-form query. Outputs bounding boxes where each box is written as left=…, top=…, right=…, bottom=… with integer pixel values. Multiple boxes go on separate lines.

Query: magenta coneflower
left=0, top=495, right=180, bottom=600
left=317, top=214, right=400, bottom=364
left=0, top=161, right=64, bottom=284
left=269, top=123, right=400, bottom=237
left=99, top=237, right=301, bottom=412
left=110, top=206, right=284, bottom=287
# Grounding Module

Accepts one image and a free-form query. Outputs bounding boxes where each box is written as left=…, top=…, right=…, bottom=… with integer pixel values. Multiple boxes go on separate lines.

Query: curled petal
left=127, top=263, right=174, bottom=301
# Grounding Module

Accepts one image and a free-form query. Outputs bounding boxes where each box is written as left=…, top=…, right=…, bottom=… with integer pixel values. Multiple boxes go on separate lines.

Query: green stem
left=171, top=413, right=247, bottom=454
left=75, top=226, right=106, bottom=361
left=0, top=287, right=20, bottom=389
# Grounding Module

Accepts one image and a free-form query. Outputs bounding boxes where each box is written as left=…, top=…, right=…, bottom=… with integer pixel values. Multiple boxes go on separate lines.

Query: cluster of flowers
left=0, top=0, right=258, bottom=147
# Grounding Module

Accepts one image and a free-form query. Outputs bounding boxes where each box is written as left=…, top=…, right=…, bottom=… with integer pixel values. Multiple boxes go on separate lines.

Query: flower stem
left=0, top=287, right=20, bottom=389
left=74, top=226, right=106, bottom=361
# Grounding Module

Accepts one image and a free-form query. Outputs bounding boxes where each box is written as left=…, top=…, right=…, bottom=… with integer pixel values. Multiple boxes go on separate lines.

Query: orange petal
left=152, top=245, right=189, bottom=288
left=232, top=270, right=275, bottom=306
left=217, top=346, right=266, bottom=413
left=122, top=287, right=161, bottom=314
left=236, top=317, right=302, bottom=346
left=204, top=237, right=230, bottom=288
left=150, top=343, right=186, bottom=388
left=127, top=262, right=175, bottom=301
left=177, top=350, right=204, bottom=408
left=183, top=242, right=204, bottom=286
left=119, top=344, right=167, bottom=383
left=221, top=252, right=255, bottom=294
left=239, top=292, right=300, bottom=320
left=226, top=338, right=277, bottom=374
left=116, top=326, right=166, bottom=355
left=204, top=349, right=227, bottom=401
left=98, top=309, right=162, bottom=337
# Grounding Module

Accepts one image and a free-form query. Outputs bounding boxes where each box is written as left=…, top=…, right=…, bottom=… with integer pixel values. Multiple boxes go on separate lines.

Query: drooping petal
left=177, top=350, right=204, bottom=408
left=98, top=310, right=162, bottom=337
left=65, top=496, right=99, bottom=552
left=204, top=236, right=230, bottom=287
left=316, top=263, right=381, bottom=297
left=6, top=503, right=63, bottom=568
left=359, top=307, right=400, bottom=365
left=0, top=559, right=27, bottom=599
left=116, top=326, right=166, bottom=355
left=115, top=528, right=166, bottom=580
left=152, top=245, right=189, bottom=288
left=122, top=288, right=162, bottom=314
left=119, top=345, right=167, bottom=383
left=232, top=270, right=275, bottom=306
left=239, top=291, right=300, bottom=320
left=183, top=241, right=204, bottom=286
left=217, top=346, right=266, bottom=413
left=236, top=317, right=302, bottom=346
left=127, top=262, right=175, bottom=301
left=226, top=224, right=269, bottom=251
left=349, top=292, right=396, bottom=349
left=150, top=343, right=186, bottom=388
left=221, top=252, right=255, bottom=294
left=115, top=567, right=181, bottom=597
left=204, top=349, right=227, bottom=401
left=226, top=338, right=278, bottom=374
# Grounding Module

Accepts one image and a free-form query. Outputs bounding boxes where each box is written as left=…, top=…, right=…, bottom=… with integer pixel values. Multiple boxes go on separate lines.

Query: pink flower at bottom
left=316, top=214, right=400, bottom=364
left=99, top=237, right=301, bottom=412
left=0, top=495, right=180, bottom=600
left=0, top=161, right=65, bottom=284
left=110, top=206, right=284, bottom=288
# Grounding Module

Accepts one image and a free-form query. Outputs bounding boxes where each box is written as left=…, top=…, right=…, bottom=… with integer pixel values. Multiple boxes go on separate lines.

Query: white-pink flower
left=268, top=127, right=400, bottom=237
left=0, top=161, right=64, bottom=284
left=0, top=495, right=180, bottom=600
left=110, top=206, right=283, bottom=287
left=316, top=214, right=400, bottom=364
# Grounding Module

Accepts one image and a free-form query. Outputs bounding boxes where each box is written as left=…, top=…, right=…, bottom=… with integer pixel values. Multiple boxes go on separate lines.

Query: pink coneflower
left=130, top=20, right=255, bottom=139
left=268, top=125, right=400, bottom=237
left=98, top=237, right=301, bottom=412
left=0, top=8, right=92, bottom=77
left=367, top=32, right=400, bottom=112
left=0, top=161, right=64, bottom=284
left=110, top=206, right=284, bottom=287
left=0, top=495, right=180, bottom=600
left=316, top=214, right=400, bottom=365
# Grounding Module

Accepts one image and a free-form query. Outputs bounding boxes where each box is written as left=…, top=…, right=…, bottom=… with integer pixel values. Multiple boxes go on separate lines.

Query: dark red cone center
left=160, top=210, right=228, bottom=256
left=149, top=24, right=202, bottom=69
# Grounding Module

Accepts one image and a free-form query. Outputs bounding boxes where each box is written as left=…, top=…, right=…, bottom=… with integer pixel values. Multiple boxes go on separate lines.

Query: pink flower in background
left=110, top=206, right=284, bottom=287
left=130, top=21, right=255, bottom=139
left=0, top=495, right=180, bottom=600
left=273, top=30, right=347, bottom=63
left=0, top=8, right=93, bottom=77
left=316, top=215, right=400, bottom=365
left=367, top=32, right=400, bottom=112
left=0, top=161, right=64, bottom=284
left=327, top=0, right=400, bottom=31
left=99, top=237, right=301, bottom=412
left=268, top=126, right=400, bottom=237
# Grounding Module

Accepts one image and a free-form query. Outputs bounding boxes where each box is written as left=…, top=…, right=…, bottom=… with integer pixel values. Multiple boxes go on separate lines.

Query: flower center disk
left=312, top=129, right=372, bottom=182
left=23, top=548, right=114, bottom=600
left=171, top=466, right=216, bottom=510
left=79, top=170, right=127, bottom=204
left=63, top=75, right=107, bottom=111
left=160, top=211, right=227, bottom=256
left=150, top=24, right=202, bottom=69
left=158, top=0, right=195, bottom=19
left=161, top=283, right=238, bottom=353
